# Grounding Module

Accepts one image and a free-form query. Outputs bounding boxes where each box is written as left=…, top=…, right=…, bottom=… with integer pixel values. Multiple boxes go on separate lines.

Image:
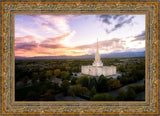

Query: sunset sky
left=15, top=15, right=145, bottom=57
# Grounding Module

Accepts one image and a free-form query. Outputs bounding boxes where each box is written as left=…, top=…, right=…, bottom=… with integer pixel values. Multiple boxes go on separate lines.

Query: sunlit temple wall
left=81, top=65, right=116, bottom=77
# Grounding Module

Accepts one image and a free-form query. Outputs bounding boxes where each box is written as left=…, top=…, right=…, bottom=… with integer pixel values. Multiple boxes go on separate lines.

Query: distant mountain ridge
left=15, top=51, right=145, bottom=60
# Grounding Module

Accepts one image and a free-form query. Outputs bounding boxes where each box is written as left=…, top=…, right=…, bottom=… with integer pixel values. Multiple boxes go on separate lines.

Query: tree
left=71, top=77, right=77, bottom=85
left=39, top=71, right=47, bottom=82
left=116, top=89, right=126, bottom=101
left=52, top=82, right=60, bottom=91
left=126, top=88, right=136, bottom=101
left=80, top=87, right=89, bottom=96
left=45, top=70, right=53, bottom=79
left=82, top=77, right=89, bottom=88
left=128, top=85, right=145, bottom=93
left=54, top=69, right=61, bottom=77
left=91, top=93, right=115, bottom=101
left=43, top=89, right=55, bottom=101
left=61, top=80, right=70, bottom=96
left=69, top=85, right=88, bottom=96
left=61, top=71, right=70, bottom=80
left=117, top=65, right=126, bottom=73
left=69, top=85, right=81, bottom=96
left=98, top=75, right=109, bottom=92
left=31, top=72, right=38, bottom=84
left=108, top=78, right=121, bottom=89
left=76, top=75, right=88, bottom=84
left=89, top=86, right=96, bottom=98
left=89, top=77, right=97, bottom=90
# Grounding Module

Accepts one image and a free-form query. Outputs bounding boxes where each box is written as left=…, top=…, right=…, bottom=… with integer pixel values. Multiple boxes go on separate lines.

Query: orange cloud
left=40, top=31, right=73, bottom=47
left=15, top=31, right=78, bottom=57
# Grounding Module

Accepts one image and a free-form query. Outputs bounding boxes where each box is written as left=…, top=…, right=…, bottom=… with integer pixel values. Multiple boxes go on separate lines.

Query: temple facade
left=81, top=39, right=116, bottom=76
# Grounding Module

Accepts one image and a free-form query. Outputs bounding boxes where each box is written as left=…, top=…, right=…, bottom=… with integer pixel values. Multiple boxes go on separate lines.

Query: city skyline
left=15, top=15, right=145, bottom=57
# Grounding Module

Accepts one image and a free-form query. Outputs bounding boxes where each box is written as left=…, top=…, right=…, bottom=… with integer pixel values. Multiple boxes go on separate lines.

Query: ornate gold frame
left=0, top=0, right=159, bottom=115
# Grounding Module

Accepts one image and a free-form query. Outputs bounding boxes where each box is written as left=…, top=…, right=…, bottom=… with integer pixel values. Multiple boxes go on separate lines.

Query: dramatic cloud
left=39, top=31, right=75, bottom=48
left=99, top=15, right=134, bottom=33
left=15, top=31, right=76, bottom=56
left=39, top=44, right=66, bottom=49
left=132, top=31, right=145, bottom=41
left=15, top=42, right=38, bottom=50
left=99, top=15, right=112, bottom=24
left=15, top=36, right=39, bottom=50
left=41, top=31, right=72, bottom=44
left=111, top=16, right=134, bottom=32
left=73, top=38, right=125, bottom=54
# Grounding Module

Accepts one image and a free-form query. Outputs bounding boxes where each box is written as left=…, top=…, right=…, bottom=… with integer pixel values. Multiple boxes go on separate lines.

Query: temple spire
left=92, top=38, right=103, bottom=67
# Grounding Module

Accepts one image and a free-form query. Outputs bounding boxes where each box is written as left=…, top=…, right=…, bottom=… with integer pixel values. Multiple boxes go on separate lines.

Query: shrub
left=91, top=93, right=115, bottom=101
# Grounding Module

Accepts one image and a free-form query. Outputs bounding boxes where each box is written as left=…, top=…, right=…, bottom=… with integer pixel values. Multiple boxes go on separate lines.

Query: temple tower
left=92, top=39, right=103, bottom=67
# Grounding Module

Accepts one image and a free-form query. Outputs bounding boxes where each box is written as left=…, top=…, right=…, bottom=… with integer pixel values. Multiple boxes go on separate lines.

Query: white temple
left=81, top=39, right=116, bottom=76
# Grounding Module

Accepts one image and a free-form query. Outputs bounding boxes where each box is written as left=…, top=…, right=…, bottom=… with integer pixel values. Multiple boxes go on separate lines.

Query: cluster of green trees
left=91, top=84, right=145, bottom=101
left=65, top=75, right=121, bottom=100
left=69, top=85, right=89, bottom=97
left=117, top=61, right=145, bottom=86
left=74, top=75, right=121, bottom=93
left=116, top=85, right=145, bottom=101
left=16, top=82, right=60, bottom=101
left=16, top=67, right=72, bottom=86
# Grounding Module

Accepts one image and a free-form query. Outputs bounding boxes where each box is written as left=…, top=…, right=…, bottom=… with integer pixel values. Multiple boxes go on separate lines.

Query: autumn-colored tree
left=54, top=69, right=61, bottom=77
left=69, top=85, right=88, bottom=96
left=69, top=85, right=81, bottom=96
left=108, top=78, right=121, bottom=89
left=45, top=70, right=53, bottom=79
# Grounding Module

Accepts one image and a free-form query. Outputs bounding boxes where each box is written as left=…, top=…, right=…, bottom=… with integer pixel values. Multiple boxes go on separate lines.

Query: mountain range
left=15, top=51, right=145, bottom=60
